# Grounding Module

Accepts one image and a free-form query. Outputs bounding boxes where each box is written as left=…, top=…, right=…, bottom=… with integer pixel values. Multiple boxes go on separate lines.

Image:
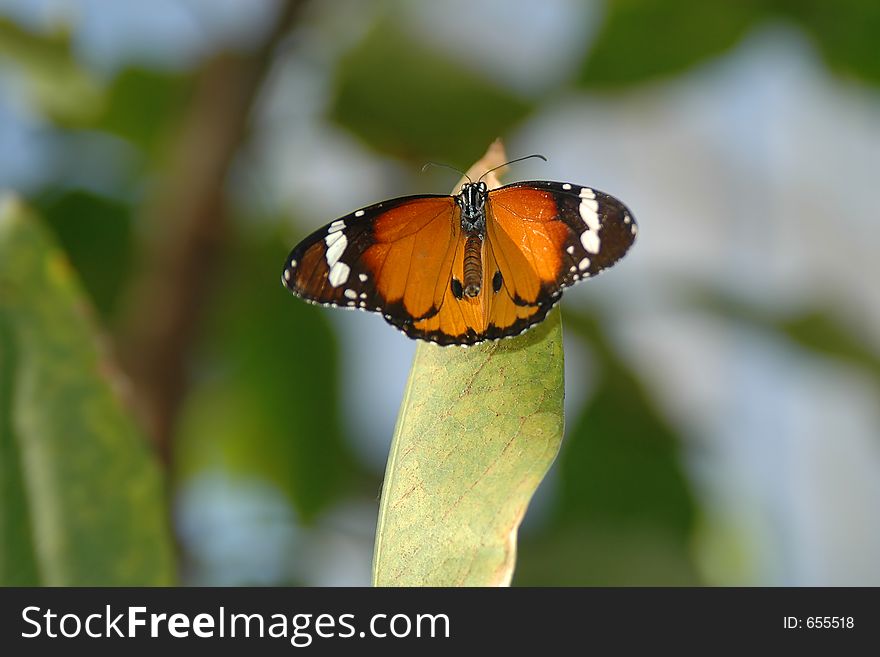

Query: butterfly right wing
left=282, top=195, right=460, bottom=332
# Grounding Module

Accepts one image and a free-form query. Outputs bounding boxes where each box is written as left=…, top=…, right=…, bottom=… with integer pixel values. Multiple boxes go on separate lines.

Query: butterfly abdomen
left=463, top=234, right=483, bottom=297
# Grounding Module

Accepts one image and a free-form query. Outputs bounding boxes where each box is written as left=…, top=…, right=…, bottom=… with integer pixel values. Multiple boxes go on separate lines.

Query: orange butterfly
left=282, top=178, right=636, bottom=345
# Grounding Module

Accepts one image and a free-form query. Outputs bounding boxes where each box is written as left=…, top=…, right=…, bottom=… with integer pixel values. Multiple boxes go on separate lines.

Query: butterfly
left=281, top=174, right=637, bottom=346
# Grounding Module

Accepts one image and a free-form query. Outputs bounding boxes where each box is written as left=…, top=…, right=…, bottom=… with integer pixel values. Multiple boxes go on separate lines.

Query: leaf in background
left=776, top=0, right=880, bottom=86
left=96, top=67, right=192, bottom=157
left=0, top=18, right=104, bottom=125
left=687, top=284, right=880, bottom=383
left=513, top=308, right=698, bottom=585
left=175, top=231, right=358, bottom=522
left=558, top=344, right=696, bottom=537
left=781, top=310, right=880, bottom=378
left=329, top=22, right=533, bottom=166
left=578, top=0, right=764, bottom=88
left=0, top=195, right=175, bottom=585
left=33, top=189, right=134, bottom=319
left=514, top=526, right=701, bottom=586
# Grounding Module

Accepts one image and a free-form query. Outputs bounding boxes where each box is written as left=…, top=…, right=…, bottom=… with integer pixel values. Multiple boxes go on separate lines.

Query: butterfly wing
left=282, top=195, right=459, bottom=333
left=482, top=180, right=637, bottom=338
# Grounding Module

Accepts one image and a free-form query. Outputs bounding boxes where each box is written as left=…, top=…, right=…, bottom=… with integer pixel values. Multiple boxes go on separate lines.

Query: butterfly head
left=457, top=181, right=488, bottom=233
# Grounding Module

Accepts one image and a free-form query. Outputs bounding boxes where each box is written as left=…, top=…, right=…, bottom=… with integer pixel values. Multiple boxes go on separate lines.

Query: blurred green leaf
left=329, top=22, right=533, bottom=165
left=781, top=310, right=880, bottom=376
left=562, top=310, right=696, bottom=535
left=0, top=194, right=175, bottom=585
left=176, top=230, right=358, bottom=522
left=96, top=67, right=192, bottom=155
left=34, top=189, right=134, bottom=319
left=776, top=0, right=880, bottom=85
left=515, top=526, right=701, bottom=585
left=373, top=309, right=564, bottom=586
left=0, top=315, right=40, bottom=585
left=688, top=285, right=880, bottom=382
left=0, top=18, right=104, bottom=124
left=578, top=0, right=764, bottom=88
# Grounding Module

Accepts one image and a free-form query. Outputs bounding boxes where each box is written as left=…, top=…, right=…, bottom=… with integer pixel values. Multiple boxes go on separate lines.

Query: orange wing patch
left=409, top=235, right=484, bottom=343
left=362, top=197, right=458, bottom=321
left=488, top=188, right=570, bottom=288
left=404, top=190, right=574, bottom=344
left=407, top=216, right=553, bottom=345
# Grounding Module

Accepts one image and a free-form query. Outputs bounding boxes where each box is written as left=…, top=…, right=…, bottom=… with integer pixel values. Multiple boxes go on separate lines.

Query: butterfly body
left=455, top=181, right=490, bottom=297
left=282, top=180, right=637, bottom=346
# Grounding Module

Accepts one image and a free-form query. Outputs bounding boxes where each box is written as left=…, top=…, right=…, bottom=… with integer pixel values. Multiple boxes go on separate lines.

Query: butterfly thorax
left=457, top=181, right=488, bottom=234
left=456, top=181, right=488, bottom=297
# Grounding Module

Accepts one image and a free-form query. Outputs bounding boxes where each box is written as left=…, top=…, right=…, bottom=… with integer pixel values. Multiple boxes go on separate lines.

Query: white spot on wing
left=581, top=230, right=600, bottom=254
left=566, top=245, right=575, bottom=255
left=623, top=214, right=631, bottom=224
left=578, top=257, right=590, bottom=271
left=562, top=183, right=572, bottom=191
left=354, top=210, right=365, bottom=218
left=283, top=269, right=291, bottom=282
left=579, top=187, right=596, bottom=200
left=325, top=232, right=347, bottom=267
left=328, top=219, right=346, bottom=233
left=358, top=273, right=368, bottom=282
left=578, top=198, right=600, bottom=232
left=344, top=288, right=357, bottom=300
left=328, top=261, right=350, bottom=287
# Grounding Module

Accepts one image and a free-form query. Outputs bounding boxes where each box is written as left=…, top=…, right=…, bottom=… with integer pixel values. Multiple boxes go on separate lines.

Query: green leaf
left=578, top=0, right=764, bottom=88
left=329, top=22, right=533, bottom=165
left=175, top=232, right=358, bottom=522
left=34, top=189, right=134, bottom=319
left=687, top=285, right=880, bottom=382
left=96, top=67, right=192, bottom=156
left=0, top=195, right=175, bottom=585
left=776, top=0, right=880, bottom=86
left=0, top=18, right=104, bottom=125
left=0, top=314, right=40, bottom=585
left=514, top=526, right=701, bottom=586
left=558, top=311, right=696, bottom=538
left=373, top=309, right=564, bottom=586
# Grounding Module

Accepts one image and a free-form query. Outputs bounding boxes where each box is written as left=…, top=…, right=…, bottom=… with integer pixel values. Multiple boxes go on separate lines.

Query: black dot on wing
left=451, top=278, right=463, bottom=300
left=492, top=270, right=503, bottom=293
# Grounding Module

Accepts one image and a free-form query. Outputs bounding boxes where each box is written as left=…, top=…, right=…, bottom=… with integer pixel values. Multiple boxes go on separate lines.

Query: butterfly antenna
left=421, top=161, right=472, bottom=184
left=477, top=154, right=548, bottom=182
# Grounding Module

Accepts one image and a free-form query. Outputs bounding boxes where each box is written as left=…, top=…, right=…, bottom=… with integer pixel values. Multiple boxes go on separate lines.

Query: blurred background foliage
left=1, top=0, right=879, bottom=585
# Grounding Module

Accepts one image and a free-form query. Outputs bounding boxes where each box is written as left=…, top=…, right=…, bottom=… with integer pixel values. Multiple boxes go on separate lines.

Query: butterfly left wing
left=480, top=180, right=637, bottom=339
left=282, top=194, right=460, bottom=328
